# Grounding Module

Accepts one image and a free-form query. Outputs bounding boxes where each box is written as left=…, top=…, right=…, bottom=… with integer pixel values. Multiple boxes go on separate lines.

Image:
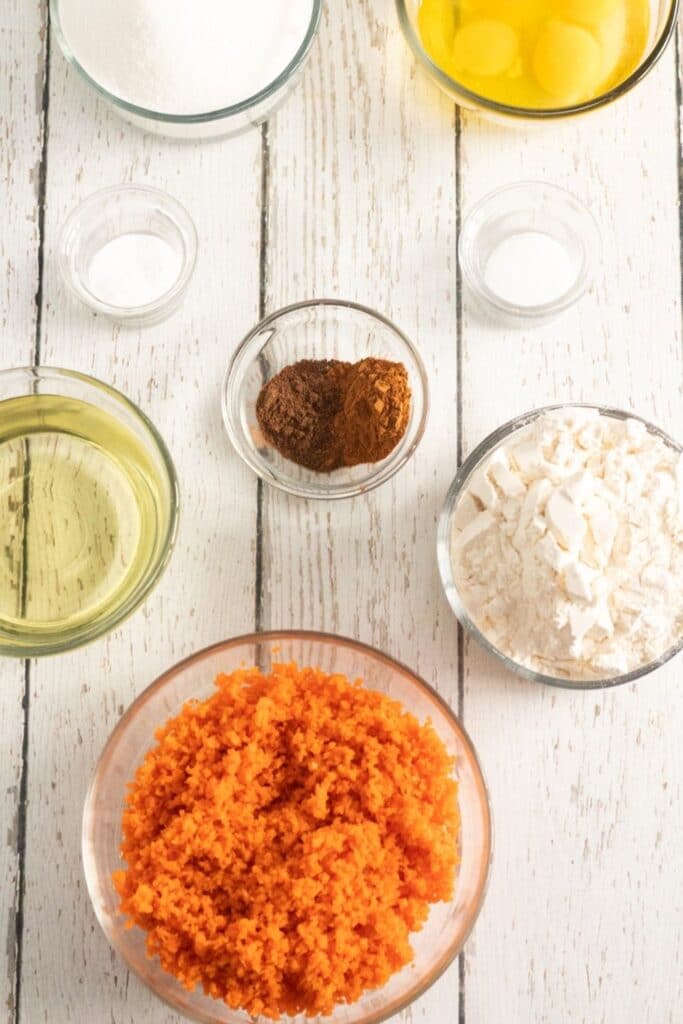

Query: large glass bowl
left=396, top=0, right=679, bottom=123
left=82, top=631, right=492, bottom=1024
left=0, top=367, right=179, bottom=657
left=438, top=404, right=683, bottom=690
left=222, top=300, right=429, bottom=501
left=50, top=0, right=322, bottom=139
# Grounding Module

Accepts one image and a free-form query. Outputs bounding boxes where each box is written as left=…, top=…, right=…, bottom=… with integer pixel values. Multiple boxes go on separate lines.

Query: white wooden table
left=2, top=2, right=683, bottom=1022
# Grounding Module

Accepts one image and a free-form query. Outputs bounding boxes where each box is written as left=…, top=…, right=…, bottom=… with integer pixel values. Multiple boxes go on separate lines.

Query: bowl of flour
left=51, top=0, right=321, bottom=139
left=438, top=405, right=683, bottom=689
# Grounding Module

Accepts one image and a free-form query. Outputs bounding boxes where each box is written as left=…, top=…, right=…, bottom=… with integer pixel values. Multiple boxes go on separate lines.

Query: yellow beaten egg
left=453, top=19, right=520, bottom=77
left=416, top=0, right=650, bottom=110
left=533, top=20, right=602, bottom=102
left=552, top=0, right=620, bottom=25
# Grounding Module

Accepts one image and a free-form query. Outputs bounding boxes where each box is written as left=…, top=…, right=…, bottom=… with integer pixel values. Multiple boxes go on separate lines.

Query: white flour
left=58, top=0, right=315, bottom=115
left=87, top=233, right=182, bottom=308
left=451, top=408, right=683, bottom=680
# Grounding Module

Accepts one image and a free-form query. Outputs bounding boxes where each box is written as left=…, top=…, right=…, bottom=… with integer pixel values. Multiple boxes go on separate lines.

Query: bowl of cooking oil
left=0, top=367, right=179, bottom=657
left=396, top=0, right=678, bottom=121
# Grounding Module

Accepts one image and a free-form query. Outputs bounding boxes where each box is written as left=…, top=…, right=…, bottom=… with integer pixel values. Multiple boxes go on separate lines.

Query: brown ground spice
left=256, top=359, right=350, bottom=471
left=338, top=357, right=411, bottom=466
left=256, top=357, right=411, bottom=472
left=113, top=664, right=459, bottom=1019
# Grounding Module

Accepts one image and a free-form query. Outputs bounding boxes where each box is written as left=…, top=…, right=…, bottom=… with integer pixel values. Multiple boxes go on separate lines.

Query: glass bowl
left=0, top=367, right=179, bottom=657
left=437, top=404, right=683, bottom=690
left=458, top=182, right=600, bottom=326
left=222, top=300, right=429, bottom=500
left=58, top=185, right=198, bottom=327
left=396, top=0, right=679, bottom=123
left=83, top=630, right=492, bottom=1024
left=50, top=0, right=322, bottom=140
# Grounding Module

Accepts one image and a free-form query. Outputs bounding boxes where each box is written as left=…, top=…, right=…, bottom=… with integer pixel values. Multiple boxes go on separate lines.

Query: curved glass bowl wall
left=396, top=0, right=679, bottom=123
left=83, top=631, right=492, bottom=1024
left=437, top=405, right=683, bottom=690
left=51, top=0, right=323, bottom=139
left=0, top=367, right=179, bottom=657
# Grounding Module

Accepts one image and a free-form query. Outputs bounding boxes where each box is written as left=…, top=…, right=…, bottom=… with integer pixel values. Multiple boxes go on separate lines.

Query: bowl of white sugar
left=438, top=405, right=683, bottom=689
left=51, top=0, right=322, bottom=139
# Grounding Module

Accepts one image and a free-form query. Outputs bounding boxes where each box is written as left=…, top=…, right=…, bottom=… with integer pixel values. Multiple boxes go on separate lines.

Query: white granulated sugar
left=484, top=232, right=577, bottom=307
left=87, top=233, right=182, bottom=308
left=451, top=408, right=683, bottom=681
left=59, top=0, right=314, bottom=115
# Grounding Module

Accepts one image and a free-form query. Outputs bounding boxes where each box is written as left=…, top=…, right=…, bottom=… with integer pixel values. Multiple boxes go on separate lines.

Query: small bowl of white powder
left=58, top=185, right=198, bottom=327
left=51, top=0, right=322, bottom=139
left=458, top=183, right=599, bottom=326
left=438, top=405, right=683, bottom=689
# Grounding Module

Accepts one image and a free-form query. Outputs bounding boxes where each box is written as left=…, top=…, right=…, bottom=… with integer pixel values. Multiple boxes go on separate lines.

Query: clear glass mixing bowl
left=222, top=300, right=429, bottom=501
left=50, top=0, right=322, bottom=139
left=83, top=631, right=492, bottom=1024
left=58, top=185, right=198, bottom=326
left=396, top=0, right=679, bottom=123
left=0, top=367, right=179, bottom=657
left=458, top=182, right=600, bottom=326
left=438, top=404, right=683, bottom=690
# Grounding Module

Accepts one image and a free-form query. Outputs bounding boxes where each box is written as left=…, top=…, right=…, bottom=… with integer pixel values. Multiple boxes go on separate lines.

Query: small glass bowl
left=0, top=366, right=179, bottom=657
left=222, top=300, right=429, bottom=500
left=51, top=0, right=322, bottom=140
left=458, top=182, right=599, bottom=326
left=437, top=404, right=683, bottom=690
left=396, top=0, right=679, bottom=123
left=58, top=185, right=198, bottom=327
left=83, top=630, right=492, bottom=1024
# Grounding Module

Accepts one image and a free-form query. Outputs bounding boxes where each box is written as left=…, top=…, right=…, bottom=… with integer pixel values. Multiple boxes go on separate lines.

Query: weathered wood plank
left=0, top=2, right=47, bottom=1020
left=264, top=1, right=462, bottom=1020
left=458, top=52, right=683, bottom=1023
left=17, top=31, right=263, bottom=1019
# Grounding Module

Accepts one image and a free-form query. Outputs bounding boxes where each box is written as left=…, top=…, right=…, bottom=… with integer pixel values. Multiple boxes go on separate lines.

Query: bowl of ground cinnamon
left=222, top=300, right=429, bottom=499
left=83, top=631, right=491, bottom=1024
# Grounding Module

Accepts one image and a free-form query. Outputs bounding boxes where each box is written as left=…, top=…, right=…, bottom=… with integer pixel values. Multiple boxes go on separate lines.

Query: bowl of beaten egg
left=396, top=0, right=678, bottom=120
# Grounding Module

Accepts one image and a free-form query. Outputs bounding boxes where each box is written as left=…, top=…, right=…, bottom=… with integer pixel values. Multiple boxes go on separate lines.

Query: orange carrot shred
left=114, top=663, right=459, bottom=1018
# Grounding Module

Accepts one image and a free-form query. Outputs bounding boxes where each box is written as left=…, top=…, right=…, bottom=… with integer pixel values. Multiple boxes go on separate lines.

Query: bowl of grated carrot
left=83, top=631, right=491, bottom=1023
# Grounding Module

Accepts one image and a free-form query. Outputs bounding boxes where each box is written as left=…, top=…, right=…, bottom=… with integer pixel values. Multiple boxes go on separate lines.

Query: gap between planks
left=13, top=5, right=51, bottom=1022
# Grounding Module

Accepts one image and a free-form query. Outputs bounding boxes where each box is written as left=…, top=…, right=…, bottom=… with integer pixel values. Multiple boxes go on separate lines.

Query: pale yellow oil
left=418, top=0, right=650, bottom=108
left=0, top=394, right=173, bottom=651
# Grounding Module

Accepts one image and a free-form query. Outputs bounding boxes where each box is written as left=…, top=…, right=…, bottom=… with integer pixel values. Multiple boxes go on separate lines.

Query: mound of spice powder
left=255, top=357, right=411, bottom=471
left=113, top=663, right=459, bottom=1019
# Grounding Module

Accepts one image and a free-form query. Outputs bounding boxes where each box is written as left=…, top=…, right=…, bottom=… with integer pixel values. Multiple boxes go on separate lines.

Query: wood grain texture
left=1, top=0, right=682, bottom=1022
left=0, top=1, right=47, bottom=1020
left=16, top=26, right=262, bottom=1021
left=263, top=2, right=462, bottom=1021
left=458, top=53, right=683, bottom=1024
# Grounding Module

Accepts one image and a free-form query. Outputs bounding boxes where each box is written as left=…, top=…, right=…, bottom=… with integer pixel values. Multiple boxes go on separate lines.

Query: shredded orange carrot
left=114, top=663, right=459, bottom=1018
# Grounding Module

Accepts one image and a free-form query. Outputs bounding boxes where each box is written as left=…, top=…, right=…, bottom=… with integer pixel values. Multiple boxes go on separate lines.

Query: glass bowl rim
left=395, top=0, right=680, bottom=120
left=82, top=628, right=493, bottom=1024
left=457, top=181, right=600, bottom=320
left=57, top=184, right=199, bottom=319
left=50, top=0, right=323, bottom=125
left=0, top=365, right=180, bottom=657
left=437, top=403, right=683, bottom=690
left=221, top=298, right=430, bottom=501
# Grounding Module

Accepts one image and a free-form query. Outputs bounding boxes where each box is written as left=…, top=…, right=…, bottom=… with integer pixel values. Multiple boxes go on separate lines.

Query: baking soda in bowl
left=87, top=233, right=182, bottom=308
left=58, top=0, right=316, bottom=115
